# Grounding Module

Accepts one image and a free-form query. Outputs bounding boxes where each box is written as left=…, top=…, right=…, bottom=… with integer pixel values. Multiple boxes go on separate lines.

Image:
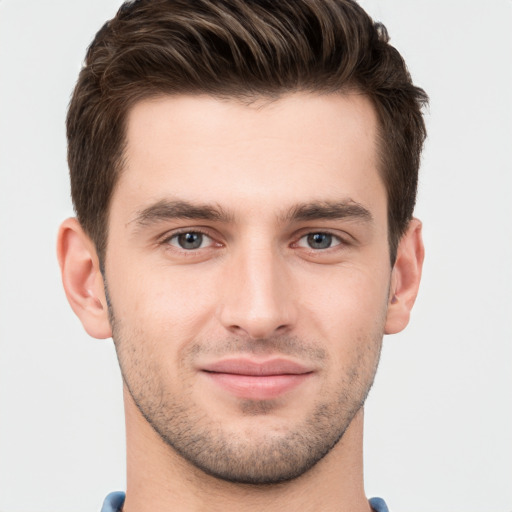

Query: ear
left=57, top=218, right=112, bottom=339
left=385, top=218, right=425, bottom=335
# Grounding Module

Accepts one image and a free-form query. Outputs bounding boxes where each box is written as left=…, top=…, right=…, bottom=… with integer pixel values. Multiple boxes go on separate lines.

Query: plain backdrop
left=0, top=1, right=511, bottom=511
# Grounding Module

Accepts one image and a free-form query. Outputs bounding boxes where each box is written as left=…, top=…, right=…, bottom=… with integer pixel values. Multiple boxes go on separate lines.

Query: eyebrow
left=131, top=198, right=373, bottom=230
left=284, top=200, right=373, bottom=223
left=132, top=199, right=233, bottom=227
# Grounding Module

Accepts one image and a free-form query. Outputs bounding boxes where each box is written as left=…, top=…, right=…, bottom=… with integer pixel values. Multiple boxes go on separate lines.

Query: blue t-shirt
left=101, top=491, right=389, bottom=511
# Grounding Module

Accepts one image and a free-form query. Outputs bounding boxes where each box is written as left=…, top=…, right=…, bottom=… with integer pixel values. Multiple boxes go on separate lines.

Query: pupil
left=179, top=232, right=202, bottom=249
left=308, top=233, right=331, bottom=249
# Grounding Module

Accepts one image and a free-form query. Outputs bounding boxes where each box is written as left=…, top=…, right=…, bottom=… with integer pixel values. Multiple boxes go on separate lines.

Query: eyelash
left=158, top=229, right=349, bottom=255
left=294, top=232, right=344, bottom=251
left=160, top=228, right=219, bottom=250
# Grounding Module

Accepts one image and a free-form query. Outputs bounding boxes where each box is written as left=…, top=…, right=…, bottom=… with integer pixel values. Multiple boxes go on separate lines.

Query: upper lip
left=201, top=358, right=313, bottom=376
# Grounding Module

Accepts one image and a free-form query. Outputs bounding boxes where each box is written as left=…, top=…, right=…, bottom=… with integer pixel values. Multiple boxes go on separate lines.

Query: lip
left=201, top=358, right=314, bottom=400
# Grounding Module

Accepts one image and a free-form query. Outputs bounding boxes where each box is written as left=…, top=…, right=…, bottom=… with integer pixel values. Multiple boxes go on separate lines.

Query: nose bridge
left=218, top=236, right=295, bottom=339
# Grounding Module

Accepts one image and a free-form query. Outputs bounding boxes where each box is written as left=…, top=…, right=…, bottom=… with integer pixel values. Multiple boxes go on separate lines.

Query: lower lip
left=203, top=372, right=312, bottom=400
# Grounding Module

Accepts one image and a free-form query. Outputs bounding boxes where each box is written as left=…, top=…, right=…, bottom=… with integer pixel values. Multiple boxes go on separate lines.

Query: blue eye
left=298, top=233, right=341, bottom=250
left=169, top=232, right=211, bottom=250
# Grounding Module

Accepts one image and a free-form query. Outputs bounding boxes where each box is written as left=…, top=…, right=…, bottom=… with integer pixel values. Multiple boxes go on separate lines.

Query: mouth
left=200, top=358, right=314, bottom=400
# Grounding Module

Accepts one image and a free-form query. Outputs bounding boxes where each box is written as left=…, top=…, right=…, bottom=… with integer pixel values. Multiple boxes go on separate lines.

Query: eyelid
left=295, top=232, right=342, bottom=249
left=169, top=232, right=213, bottom=249
left=158, top=227, right=222, bottom=248
left=291, top=229, right=351, bottom=246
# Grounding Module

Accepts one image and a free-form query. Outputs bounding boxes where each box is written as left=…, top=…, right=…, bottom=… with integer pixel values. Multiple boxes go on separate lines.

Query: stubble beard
left=109, top=306, right=384, bottom=485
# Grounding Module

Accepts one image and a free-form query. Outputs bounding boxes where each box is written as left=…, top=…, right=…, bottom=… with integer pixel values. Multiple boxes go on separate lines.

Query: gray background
left=0, top=1, right=511, bottom=511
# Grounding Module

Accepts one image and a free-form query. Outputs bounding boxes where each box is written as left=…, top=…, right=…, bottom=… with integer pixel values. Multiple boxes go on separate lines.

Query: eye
left=297, top=232, right=341, bottom=250
left=167, top=231, right=213, bottom=250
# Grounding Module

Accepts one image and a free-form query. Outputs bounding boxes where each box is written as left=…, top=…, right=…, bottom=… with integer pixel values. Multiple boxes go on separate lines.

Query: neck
left=122, top=387, right=371, bottom=512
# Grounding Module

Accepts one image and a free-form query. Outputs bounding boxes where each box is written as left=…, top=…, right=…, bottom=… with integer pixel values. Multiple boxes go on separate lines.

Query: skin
left=58, top=92, right=424, bottom=512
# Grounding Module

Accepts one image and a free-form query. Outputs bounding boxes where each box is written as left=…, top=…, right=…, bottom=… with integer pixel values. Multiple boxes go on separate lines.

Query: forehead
left=115, top=92, right=384, bottom=221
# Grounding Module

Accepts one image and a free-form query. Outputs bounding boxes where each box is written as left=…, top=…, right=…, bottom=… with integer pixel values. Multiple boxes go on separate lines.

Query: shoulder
left=369, top=497, right=389, bottom=512
left=100, top=491, right=126, bottom=512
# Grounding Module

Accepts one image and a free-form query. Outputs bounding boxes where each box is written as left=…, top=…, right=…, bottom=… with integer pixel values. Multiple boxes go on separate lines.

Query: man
left=57, top=1, right=427, bottom=510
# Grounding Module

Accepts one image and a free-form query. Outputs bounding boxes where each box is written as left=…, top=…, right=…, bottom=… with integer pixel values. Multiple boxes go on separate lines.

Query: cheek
left=297, top=262, right=390, bottom=367
left=107, top=259, right=219, bottom=343
left=302, top=263, right=390, bottom=324
left=320, top=270, right=387, bottom=381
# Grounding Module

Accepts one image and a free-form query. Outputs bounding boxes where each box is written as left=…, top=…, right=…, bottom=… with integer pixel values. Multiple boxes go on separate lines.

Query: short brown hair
left=67, top=0, right=428, bottom=264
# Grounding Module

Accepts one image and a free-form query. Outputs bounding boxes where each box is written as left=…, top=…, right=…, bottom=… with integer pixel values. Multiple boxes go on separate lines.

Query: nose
left=217, top=244, right=297, bottom=340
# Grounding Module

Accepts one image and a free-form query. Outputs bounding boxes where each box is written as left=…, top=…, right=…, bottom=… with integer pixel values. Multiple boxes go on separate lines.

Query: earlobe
left=57, top=218, right=112, bottom=339
left=384, top=218, right=425, bottom=335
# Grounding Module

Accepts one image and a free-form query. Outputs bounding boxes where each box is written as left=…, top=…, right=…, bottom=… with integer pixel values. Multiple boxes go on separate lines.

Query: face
left=105, top=93, right=392, bottom=484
